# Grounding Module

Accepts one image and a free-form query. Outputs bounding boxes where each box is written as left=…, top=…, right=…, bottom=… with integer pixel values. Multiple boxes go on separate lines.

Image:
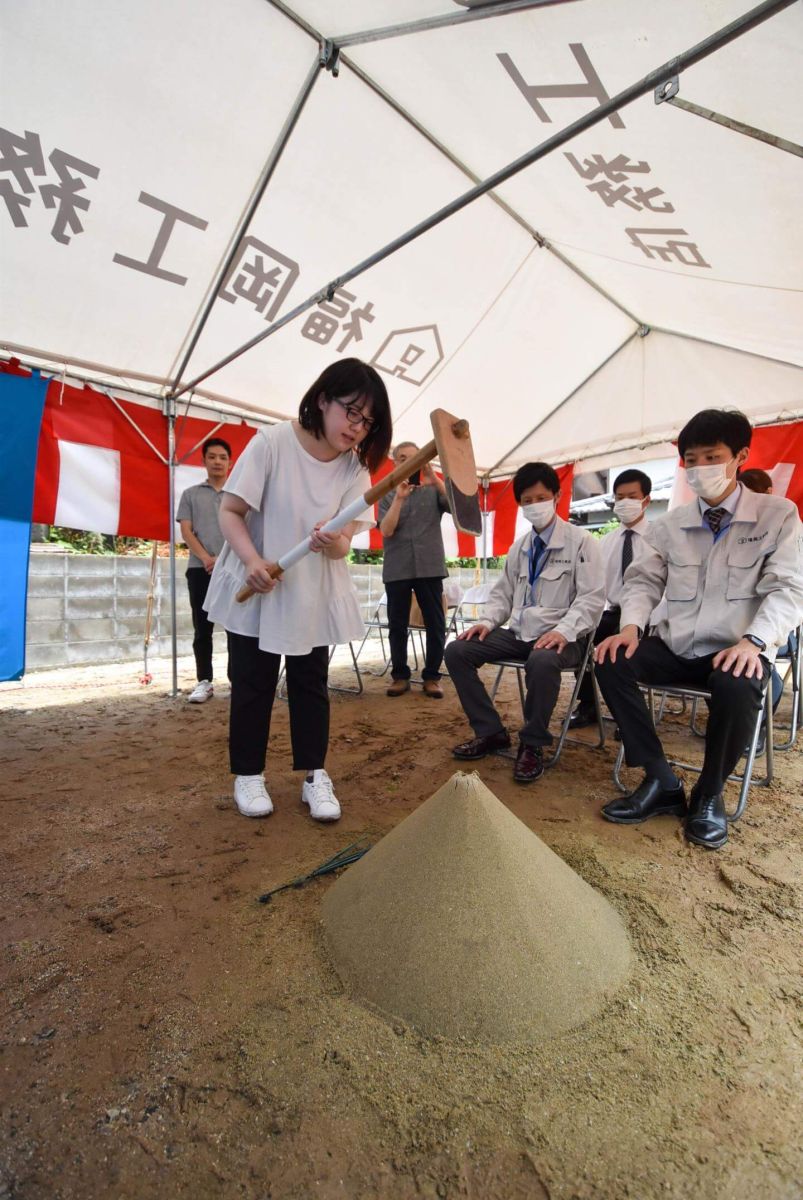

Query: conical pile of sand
left=322, top=772, right=631, bottom=1042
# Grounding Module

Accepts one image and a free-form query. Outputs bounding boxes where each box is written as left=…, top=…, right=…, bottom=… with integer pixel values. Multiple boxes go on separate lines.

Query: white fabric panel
left=1, top=0, right=316, bottom=377
left=390, top=246, right=635, bottom=469
left=478, top=510, right=495, bottom=561
left=289, top=1, right=457, bottom=37
left=55, top=442, right=120, bottom=533
left=173, top=465, right=207, bottom=519
left=351, top=1, right=803, bottom=361
left=351, top=527, right=372, bottom=550
left=2, top=0, right=800, bottom=476
left=768, top=462, right=795, bottom=498
left=184, top=64, right=540, bottom=430
left=512, top=331, right=803, bottom=469
left=441, top=512, right=459, bottom=558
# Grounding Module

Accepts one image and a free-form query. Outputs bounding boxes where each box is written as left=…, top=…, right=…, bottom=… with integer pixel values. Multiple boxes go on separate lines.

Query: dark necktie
left=529, top=534, right=545, bottom=585
left=621, top=529, right=634, bottom=579
left=705, top=506, right=727, bottom=535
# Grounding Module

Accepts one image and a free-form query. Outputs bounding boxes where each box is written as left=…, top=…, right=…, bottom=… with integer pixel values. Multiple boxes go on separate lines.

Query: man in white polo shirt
left=569, top=468, right=652, bottom=729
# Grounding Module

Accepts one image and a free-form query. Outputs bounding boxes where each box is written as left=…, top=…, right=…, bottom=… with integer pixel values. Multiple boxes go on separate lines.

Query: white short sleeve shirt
left=204, top=421, right=372, bottom=655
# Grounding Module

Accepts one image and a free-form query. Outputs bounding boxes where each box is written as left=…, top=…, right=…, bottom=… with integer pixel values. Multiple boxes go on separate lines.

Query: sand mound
left=322, top=772, right=631, bottom=1042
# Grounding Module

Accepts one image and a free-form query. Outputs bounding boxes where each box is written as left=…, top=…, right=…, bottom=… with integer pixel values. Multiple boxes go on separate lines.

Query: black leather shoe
left=601, top=777, right=686, bottom=825
left=452, top=729, right=511, bottom=759
left=684, top=790, right=728, bottom=850
left=568, top=706, right=597, bottom=730
left=514, top=743, right=544, bottom=783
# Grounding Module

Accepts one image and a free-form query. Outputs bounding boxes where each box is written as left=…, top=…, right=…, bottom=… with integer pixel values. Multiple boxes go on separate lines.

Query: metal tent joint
left=655, top=75, right=680, bottom=104
left=320, top=39, right=341, bottom=76
left=638, top=325, right=651, bottom=338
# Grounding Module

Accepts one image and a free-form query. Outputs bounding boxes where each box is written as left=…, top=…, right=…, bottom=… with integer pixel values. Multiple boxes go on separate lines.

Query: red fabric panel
left=745, top=421, right=803, bottom=518
left=368, top=457, right=396, bottom=551
left=32, top=402, right=60, bottom=525
left=174, top=414, right=258, bottom=467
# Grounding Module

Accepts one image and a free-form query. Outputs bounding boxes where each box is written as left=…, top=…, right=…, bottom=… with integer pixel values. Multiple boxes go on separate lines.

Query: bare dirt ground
left=1, top=646, right=801, bottom=1200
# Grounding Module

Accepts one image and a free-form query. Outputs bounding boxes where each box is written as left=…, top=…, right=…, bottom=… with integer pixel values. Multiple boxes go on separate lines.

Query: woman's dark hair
left=612, top=468, right=652, bottom=497
left=738, top=467, right=773, bottom=494
left=202, top=436, right=232, bottom=458
left=512, top=462, right=561, bottom=502
left=298, top=358, right=392, bottom=473
left=677, top=409, right=752, bottom=458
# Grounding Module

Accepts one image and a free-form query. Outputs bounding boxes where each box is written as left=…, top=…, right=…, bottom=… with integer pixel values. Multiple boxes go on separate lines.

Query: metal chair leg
left=327, top=642, right=364, bottom=696
left=546, top=638, right=605, bottom=768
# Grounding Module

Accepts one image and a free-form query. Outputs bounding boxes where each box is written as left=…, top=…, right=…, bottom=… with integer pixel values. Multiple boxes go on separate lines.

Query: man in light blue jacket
left=596, top=409, right=803, bottom=850
left=445, top=462, right=605, bottom=784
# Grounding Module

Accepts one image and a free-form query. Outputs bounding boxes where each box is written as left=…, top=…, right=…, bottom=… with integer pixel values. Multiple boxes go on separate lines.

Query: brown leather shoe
left=452, top=729, right=511, bottom=759
left=422, top=680, right=444, bottom=699
left=386, top=678, right=411, bottom=697
left=513, top=742, right=544, bottom=783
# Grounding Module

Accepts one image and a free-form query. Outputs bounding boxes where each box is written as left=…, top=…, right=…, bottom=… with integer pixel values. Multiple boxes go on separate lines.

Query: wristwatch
left=744, top=634, right=766, bottom=652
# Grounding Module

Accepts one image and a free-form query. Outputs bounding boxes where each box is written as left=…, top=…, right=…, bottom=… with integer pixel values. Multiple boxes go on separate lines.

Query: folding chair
left=276, top=640, right=366, bottom=700
left=611, top=680, right=774, bottom=821
left=326, top=642, right=364, bottom=696
left=487, top=634, right=606, bottom=767
left=773, top=624, right=801, bottom=751
left=353, top=592, right=391, bottom=674
left=353, top=591, right=424, bottom=678
left=452, top=582, right=496, bottom=635
left=443, top=579, right=464, bottom=645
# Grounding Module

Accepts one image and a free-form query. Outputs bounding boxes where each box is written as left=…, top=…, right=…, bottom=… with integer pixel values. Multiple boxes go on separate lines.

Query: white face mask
left=685, top=459, right=735, bottom=499
left=613, top=498, right=645, bottom=524
left=522, top=500, right=555, bottom=530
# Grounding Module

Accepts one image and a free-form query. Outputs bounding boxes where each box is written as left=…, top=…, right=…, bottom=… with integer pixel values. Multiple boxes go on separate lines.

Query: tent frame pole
left=342, top=58, right=640, bottom=326
left=167, top=52, right=325, bottom=398
left=175, top=0, right=796, bottom=401
left=481, top=478, right=490, bottom=584
left=331, top=0, right=576, bottom=48
left=658, top=89, right=803, bottom=158
left=166, top=398, right=179, bottom=698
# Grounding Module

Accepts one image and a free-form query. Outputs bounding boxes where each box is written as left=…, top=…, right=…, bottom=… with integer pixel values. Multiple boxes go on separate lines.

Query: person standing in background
left=379, top=443, right=451, bottom=699
left=177, top=437, right=232, bottom=703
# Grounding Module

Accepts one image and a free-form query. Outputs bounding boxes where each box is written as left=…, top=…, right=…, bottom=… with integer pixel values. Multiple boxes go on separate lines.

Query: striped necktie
left=621, top=528, right=634, bottom=579
left=705, top=506, right=727, bottom=535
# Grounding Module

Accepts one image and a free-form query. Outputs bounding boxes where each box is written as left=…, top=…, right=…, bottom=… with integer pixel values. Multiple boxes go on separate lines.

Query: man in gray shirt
left=379, top=442, right=451, bottom=698
left=176, top=437, right=231, bottom=703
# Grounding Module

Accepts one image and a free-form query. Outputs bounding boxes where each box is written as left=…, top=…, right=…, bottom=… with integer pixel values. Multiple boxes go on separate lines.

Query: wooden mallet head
left=429, top=408, right=482, bottom=536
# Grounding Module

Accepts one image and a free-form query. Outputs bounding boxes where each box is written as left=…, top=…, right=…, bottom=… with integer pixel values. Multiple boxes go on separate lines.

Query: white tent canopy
left=2, top=0, right=802, bottom=474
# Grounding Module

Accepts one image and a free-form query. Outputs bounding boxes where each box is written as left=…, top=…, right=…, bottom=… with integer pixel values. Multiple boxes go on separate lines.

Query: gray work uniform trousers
left=444, top=627, right=583, bottom=747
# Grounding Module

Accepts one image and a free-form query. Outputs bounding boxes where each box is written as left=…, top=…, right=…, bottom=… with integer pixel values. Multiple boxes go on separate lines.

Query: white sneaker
left=301, top=770, right=341, bottom=822
left=234, top=774, right=273, bottom=818
left=188, top=680, right=214, bottom=704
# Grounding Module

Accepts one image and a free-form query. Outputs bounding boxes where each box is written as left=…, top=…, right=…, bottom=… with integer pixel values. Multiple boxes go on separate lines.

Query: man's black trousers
left=594, top=635, right=768, bottom=795
left=186, top=567, right=218, bottom=682
left=385, top=577, right=446, bottom=681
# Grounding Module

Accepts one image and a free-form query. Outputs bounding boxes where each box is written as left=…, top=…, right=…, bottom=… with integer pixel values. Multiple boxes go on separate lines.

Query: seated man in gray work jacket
left=595, top=408, right=803, bottom=851
left=445, top=461, right=605, bottom=783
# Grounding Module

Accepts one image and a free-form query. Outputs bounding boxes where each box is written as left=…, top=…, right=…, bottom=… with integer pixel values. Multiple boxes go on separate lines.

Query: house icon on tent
left=371, top=325, right=444, bottom=386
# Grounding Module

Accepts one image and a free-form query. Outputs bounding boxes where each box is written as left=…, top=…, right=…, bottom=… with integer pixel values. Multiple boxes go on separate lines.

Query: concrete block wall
left=25, top=552, right=500, bottom=671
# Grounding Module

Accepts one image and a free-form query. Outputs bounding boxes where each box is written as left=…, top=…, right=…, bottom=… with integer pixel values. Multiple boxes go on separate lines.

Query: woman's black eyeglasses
left=329, top=397, right=376, bottom=432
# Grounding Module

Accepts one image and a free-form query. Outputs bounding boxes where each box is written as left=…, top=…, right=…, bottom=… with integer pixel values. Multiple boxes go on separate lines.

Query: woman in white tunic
left=205, top=359, right=392, bottom=821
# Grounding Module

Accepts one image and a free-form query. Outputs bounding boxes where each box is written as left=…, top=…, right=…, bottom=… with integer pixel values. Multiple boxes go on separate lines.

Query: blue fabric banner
left=0, top=371, right=49, bottom=681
